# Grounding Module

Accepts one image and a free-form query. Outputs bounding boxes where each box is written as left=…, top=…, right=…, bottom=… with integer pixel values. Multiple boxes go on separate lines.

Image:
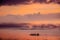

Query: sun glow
left=0, top=3, right=60, bottom=16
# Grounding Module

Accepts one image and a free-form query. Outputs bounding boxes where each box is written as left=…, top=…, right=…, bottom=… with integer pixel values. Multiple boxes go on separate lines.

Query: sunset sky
left=0, top=0, right=60, bottom=24
left=0, top=0, right=60, bottom=40
left=0, top=0, right=60, bottom=15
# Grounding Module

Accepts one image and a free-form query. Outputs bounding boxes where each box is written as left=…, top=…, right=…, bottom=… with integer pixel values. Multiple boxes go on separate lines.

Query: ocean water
left=0, top=27, right=60, bottom=40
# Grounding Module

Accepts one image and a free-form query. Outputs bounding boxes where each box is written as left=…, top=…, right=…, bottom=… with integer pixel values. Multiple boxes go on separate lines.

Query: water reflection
left=0, top=38, right=18, bottom=40
left=0, top=38, right=60, bottom=40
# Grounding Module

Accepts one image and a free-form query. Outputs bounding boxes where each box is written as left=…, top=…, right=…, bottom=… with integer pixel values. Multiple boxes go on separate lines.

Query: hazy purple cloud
left=0, top=0, right=31, bottom=6
left=33, top=0, right=47, bottom=3
left=33, top=0, right=60, bottom=4
left=0, top=0, right=60, bottom=6
left=0, top=13, right=60, bottom=23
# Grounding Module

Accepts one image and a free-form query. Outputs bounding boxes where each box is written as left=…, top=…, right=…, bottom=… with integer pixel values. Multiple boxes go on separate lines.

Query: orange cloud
left=0, top=3, right=60, bottom=16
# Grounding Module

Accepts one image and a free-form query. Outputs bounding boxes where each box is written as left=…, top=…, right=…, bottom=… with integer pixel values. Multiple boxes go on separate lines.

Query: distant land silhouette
left=0, top=23, right=60, bottom=30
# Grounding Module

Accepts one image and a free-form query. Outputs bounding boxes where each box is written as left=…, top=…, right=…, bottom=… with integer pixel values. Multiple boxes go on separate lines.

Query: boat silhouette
left=30, top=33, right=39, bottom=36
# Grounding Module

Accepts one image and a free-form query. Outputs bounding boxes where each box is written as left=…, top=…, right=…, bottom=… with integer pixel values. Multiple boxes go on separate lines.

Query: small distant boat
left=30, top=33, right=39, bottom=36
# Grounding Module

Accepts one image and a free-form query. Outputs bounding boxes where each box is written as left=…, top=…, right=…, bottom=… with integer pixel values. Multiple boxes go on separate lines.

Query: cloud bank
left=0, top=0, right=31, bottom=6
left=0, top=13, right=60, bottom=23
left=0, top=0, right=60, bottom=6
